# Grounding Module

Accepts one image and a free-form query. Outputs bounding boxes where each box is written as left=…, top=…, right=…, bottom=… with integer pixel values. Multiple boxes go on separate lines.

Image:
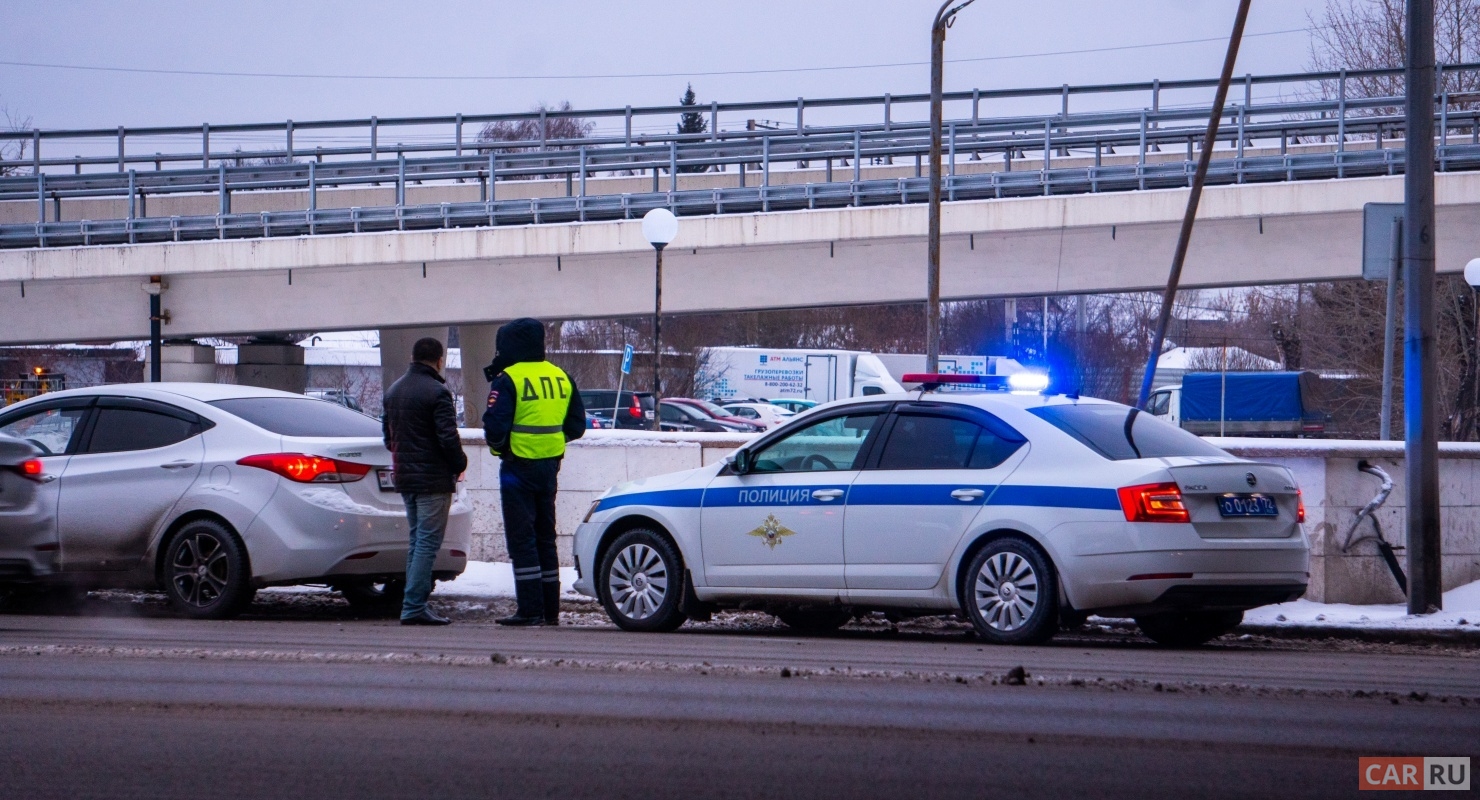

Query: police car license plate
left=1218, top=493, right=1277, bottom=517
left=377, top=469, right=395, bottom=492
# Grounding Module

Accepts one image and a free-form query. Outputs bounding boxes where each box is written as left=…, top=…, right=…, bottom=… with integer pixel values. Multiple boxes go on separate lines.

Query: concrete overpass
left=2, top=171, right=1477, bottom=346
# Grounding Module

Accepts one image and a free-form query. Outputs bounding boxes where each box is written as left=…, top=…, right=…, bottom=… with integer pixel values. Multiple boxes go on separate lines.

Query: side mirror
left=726, top=449, right=753, bottom=475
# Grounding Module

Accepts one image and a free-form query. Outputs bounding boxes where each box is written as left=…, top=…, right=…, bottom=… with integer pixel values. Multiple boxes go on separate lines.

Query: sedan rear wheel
left=598, top=529, right=686, bottom=633
left=963, top=537, right=1059, bottom=645
left=163, top=520, right=254, bottom=620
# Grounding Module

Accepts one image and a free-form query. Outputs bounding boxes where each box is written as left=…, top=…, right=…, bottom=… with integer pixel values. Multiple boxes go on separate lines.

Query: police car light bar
left=902, top=373, right=1010, bottom=391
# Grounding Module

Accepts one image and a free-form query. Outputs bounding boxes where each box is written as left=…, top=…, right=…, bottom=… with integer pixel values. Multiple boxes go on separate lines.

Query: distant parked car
left=664, top=398, right=762, bottom=432
left=306, top=389, right=363, bottom=413
left=0, top=383, right=471, bottom=620
left=659, top=400, right=753, bottom=433
left=768, top=398, right=819, bottom=415
left=721, top=402, right=795, bottom=430
left=586, top=412, right=614, bottom=430
left=579, top=390, right=656, bottom=430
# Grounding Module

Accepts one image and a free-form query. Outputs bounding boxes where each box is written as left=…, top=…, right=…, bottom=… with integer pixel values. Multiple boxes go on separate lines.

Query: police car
left=572, top=374, right=1309, bottom=646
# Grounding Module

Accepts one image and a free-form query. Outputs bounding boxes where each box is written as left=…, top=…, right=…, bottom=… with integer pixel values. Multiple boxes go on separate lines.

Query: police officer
left=482, top=318, right=586, bottom=626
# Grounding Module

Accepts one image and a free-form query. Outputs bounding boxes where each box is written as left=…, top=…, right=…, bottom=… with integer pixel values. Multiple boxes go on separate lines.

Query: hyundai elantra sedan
left=574, top=377, right=1309, bottom=646
left=0, top=383, right=470, bottom=618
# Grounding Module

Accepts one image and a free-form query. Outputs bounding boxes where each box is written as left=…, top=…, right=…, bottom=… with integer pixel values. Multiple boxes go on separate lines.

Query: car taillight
left=16, top=459, right=44, bottom=482
left=237, top=453, right=371, bottom=483
left=1118, top=482, right=1190, bottom=523
left=1296, top=489, right=1306, bottom=524
left=628, top=398, right=642, bottom=418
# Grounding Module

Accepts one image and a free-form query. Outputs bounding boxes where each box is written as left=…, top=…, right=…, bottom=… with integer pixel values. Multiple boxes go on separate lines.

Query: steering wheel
left=24, top=438, right=53, bottom=456
left=799, top=454, right=837, bottom=471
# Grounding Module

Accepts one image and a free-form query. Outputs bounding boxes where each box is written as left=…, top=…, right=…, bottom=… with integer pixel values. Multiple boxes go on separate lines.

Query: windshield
left=1028, top=403, right=1228, bottom=461
left=692, top=400, right=734, bottom=418
left=210, top=397, right=383, bottom=437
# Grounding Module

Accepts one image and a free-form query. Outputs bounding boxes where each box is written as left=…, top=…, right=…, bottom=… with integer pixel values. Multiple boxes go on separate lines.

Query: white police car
left=572, top=375, right=1309, bottom=646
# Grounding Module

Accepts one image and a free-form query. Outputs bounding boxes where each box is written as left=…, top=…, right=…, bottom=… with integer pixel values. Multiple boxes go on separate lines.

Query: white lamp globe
left=1465, top=258, right=1480, bottom=288
left=642, top=208, right=679, bottom=247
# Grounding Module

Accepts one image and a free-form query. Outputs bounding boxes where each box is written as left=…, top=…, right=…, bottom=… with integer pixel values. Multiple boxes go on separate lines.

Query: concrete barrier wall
left=459, top=430, right=1480, bottom=606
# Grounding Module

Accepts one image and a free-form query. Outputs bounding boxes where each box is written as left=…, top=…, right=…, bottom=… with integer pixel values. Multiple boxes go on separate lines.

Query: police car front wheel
left=963, top=537, right=1059, bottom=646
left=598, top=528, right=687, bottom=633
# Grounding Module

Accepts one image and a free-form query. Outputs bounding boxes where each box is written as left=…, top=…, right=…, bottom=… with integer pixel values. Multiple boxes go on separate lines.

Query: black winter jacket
left=382, top=362, right=469, bottom=494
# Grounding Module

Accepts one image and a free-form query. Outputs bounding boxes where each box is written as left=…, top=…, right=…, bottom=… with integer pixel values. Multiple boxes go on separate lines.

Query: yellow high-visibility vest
left=500, top=361, right=572, bottom=459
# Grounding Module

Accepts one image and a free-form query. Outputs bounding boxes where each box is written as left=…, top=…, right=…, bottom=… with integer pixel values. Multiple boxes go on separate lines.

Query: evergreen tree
left=677, top=83, right=708, bottom=173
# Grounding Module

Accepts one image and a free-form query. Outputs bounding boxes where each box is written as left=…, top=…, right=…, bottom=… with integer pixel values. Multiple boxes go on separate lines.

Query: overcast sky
left=1, top=0, right=1339, bottom=132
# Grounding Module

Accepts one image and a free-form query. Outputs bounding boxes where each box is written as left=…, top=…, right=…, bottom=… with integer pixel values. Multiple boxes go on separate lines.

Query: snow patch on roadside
left=434, top=561, right=582, bottom=599
left=1246, top=579, right=1480, bottom=631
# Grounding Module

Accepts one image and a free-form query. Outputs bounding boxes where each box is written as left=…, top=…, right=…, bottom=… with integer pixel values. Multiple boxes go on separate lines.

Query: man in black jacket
left=382, top=337, right=468, bottom=626
left=483, top=318, right=585, bottom=626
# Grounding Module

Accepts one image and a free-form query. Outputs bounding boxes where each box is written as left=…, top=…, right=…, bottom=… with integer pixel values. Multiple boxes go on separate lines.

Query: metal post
left=711, top=102, right=719, bottom=141
left=578, top=145, right=587, bottom=199
left=651, top=244, right=665, bottom=431
left=1137, top=0, right=1251, bottom=409
left=117, top=126, right=125, bottom=172
left=308, top=161, right=317, bottom=235
left=624, top=106, right=633, bottom=146
left=36, top=172, right=44, bottom=226
left=286, top=119, right=294, bottom=161
left=1337, top=71, right=1347, bottom=178
left=150, top=288, right=162, bottom=382
left=370, top=117, right=379, bottom=160
left=669, top=141, right=678, bottom=193
left=927, top=0, right=976, bottom=373
left=1381, top=218, right=1402, bottom=440
left=455, top=113, right=463, bottom=156
left=202, top=124, right=210, bottom=169
left=1404, top=0, right=1442, bottom=614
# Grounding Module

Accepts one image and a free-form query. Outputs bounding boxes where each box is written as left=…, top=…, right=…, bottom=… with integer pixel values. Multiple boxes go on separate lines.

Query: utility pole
left=1405, top=0, right=1442, bottom=614
left=927, top=0, right=975, bottom=373
left=1137, top=0, right=1251, bottom=408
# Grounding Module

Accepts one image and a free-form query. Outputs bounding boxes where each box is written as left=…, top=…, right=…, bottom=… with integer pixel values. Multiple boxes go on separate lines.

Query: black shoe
left=542, top=582, right=561, bottom=626
left=495, top=613, right=546, bottom=627
left=401, top=609, right=451, bottom=626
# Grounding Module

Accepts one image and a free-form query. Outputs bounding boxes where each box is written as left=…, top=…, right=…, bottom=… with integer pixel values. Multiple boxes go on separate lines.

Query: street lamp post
left=143, top=276, right=165, bottom=382
left=1466, top=258, right=1480, bottom=440
left=642, top=208, right=678, bottom=431
left=926, top=0, right=975, bottom=374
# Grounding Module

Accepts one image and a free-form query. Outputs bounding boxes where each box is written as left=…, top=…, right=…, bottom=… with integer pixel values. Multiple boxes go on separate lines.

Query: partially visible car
left=580, top=390, right=656, bottom=430
left=721, top=402, right=795, bottom=430
left=0, top=434, right=49, bottom=582
left=586, top=412, right=614, bottom=430
left=768, top=398, right=819, bottom=415
left=0, top=383, right=471, bottom=619
left=305, top=388, right=364, bottom=413
left=665, top=398, right=762, bottom=432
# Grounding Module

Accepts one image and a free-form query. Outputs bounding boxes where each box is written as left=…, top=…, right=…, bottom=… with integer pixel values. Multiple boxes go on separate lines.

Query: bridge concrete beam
left=2, top=173, right=1478, bottom=345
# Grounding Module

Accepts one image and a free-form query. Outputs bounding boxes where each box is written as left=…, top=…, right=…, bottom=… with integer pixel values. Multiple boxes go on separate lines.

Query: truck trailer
left=1146, top=371, right=1330, bottom=437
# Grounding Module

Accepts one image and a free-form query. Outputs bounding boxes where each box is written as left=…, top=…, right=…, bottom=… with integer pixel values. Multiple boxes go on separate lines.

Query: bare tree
left=0, top=102, right=32, bottom=176
left=1307, top=1, right=1480, bottom=117
left=477, top=101, right=594, bottom=180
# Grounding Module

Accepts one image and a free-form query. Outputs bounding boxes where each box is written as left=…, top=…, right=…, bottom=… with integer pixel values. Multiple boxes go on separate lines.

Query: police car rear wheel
left=963, top=538, right=1059, bottom=645
left=599, top=529, right=686, bottom=633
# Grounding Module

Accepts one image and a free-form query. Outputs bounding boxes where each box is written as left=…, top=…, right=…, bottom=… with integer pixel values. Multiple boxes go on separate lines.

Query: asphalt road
left=2, top=606, right=1477, bottom=800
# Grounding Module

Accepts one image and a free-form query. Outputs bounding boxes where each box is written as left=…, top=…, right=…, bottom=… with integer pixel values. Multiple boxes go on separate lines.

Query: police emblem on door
left=746, top=514, right=796, bottom=550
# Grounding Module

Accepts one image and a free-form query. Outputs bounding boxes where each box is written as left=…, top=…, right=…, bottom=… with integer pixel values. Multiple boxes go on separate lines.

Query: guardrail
left=3, top=63, right=1480, bottom=249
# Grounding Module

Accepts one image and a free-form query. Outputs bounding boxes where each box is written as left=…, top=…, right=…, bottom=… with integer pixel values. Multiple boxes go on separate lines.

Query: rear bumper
left=1063, top=542, right=1309, bottom=614
left=242, top=486, right=472, bottom=585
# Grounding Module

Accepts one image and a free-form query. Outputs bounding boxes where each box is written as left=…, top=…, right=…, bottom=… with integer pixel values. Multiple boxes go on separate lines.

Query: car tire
left=598, top=528, right=686, bottom=633
left=773, top=606, right=853, bottom=634
left=1134, top=610, right=1244, bottom=647
left=962, top=537, right=1059, bottom=646
left=162, top=519, right=254, bottom=620
left=338, top=579, right=407, bottom=619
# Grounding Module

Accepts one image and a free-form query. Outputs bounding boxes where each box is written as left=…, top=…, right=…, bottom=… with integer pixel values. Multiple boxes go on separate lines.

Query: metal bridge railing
left=3, top=63, right=1480, bottom=249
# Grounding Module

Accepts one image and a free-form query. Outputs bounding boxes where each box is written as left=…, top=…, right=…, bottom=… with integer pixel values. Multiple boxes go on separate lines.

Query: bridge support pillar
left=379, top=326, right=451, bottom=402
left=236, top=341, right=307, bottom=394
left=459, top=324, right=498, bottom=427
left=143, top=342, right=217, bottom=383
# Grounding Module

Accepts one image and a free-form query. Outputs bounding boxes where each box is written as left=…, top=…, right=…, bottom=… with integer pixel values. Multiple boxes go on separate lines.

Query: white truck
left=699, top=348, right=1026, bottom=404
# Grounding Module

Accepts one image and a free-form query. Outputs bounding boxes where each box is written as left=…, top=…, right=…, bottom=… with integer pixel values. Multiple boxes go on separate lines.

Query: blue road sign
left=621, top=344, right=634, bottom=375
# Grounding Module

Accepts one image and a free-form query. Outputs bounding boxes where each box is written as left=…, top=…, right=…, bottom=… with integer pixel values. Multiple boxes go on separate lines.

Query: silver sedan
left=0, top=383, right=471, bottom=618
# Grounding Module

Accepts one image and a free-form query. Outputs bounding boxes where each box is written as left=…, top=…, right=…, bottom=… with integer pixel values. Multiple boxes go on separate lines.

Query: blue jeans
left=401, top=492, right=452, bottom=619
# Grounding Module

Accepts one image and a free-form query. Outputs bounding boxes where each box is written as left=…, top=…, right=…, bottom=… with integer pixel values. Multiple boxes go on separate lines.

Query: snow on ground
left=1244, top=579, right=1480, bottom=631
left=434, top=561, right=583, bottom=599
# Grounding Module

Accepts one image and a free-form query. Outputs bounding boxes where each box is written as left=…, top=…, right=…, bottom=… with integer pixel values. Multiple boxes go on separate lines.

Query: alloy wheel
left=171, top=531, right=231, bottom=609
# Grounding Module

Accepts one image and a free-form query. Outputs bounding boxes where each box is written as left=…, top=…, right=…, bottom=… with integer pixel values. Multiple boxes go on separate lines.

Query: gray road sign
left=1362, top=202, right=1404, bottom=280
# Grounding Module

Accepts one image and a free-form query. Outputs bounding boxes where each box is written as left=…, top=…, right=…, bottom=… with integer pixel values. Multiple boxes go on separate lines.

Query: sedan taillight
left=1118, top=482, right=1190, bottom=523
left=1296, top=489, right=1306, bottom=524
left=10, top=459, right=45, bottom=482
left=237, top=453, right=371, bottom=483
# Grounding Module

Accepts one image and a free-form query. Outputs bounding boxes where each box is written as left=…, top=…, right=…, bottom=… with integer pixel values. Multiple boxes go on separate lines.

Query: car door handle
left=159, top=460, right=197, bottom=470
left=951, top=488, right=986, bottom=501
left=811, top=489, right=845, bottom=501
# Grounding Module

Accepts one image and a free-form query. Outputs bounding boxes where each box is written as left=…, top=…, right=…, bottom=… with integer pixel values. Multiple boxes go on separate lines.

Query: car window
left=875, top=414, right=1022, bottom=470
left=727, top=406, right=757, bottom=419
left=0, top=406, right=90, bottom=456
left=751, top=412, right=881, bottom=473
left=86, top=408, right=199, bottom=453
left=1147, top=392, right=1170, bottom=416
left=1028, top=403, right=1227, bottom=461
left=210, top=397, right=382, bottom=437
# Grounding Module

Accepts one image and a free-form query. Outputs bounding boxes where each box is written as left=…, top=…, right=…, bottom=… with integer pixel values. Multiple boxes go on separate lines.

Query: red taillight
left=1118, top=482, right=1190, bottom=523
left=18, top=459, right=44, bottom=481
left=237, top=453, right=371, bottom=483
left=1296, top=489, right=1306, bottom=524
left=628, top=398, right=642, bottom=418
